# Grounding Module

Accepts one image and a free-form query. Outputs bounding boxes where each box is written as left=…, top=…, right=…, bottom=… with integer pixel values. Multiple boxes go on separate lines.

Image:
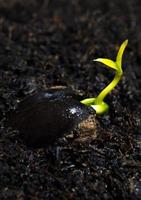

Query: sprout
left=81, top=40, right=128, bottom=115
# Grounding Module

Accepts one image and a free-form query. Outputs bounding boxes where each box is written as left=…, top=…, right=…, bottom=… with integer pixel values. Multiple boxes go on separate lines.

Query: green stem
left=95, top=71, right=122, bottom=104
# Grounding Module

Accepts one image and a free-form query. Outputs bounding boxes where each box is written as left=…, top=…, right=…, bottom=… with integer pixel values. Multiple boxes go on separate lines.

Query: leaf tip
left=124, top=39, right=128, bottom=45
left=93, top=58, right=101, bottom=62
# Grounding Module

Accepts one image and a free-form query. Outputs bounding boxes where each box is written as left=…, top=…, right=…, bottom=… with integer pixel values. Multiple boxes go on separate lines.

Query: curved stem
left=95, top=71, right=122, bottom=104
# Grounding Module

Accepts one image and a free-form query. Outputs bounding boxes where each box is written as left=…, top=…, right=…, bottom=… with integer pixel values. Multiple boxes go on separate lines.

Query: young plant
left=81, top=40, right=128, bottom=115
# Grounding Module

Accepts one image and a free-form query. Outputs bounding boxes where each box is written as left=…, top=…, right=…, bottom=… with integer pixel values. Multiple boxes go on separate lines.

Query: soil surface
left=0, top=0, right=141, bottom=199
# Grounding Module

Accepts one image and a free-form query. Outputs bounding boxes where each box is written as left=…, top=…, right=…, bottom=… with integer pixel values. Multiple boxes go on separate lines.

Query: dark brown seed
left=7, top=88, right=94, bottom=148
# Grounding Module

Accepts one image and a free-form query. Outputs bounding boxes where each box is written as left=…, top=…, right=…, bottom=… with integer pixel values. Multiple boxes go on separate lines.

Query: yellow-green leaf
left=93, top=58, right=117, bottom=70
left=116, top=39, right=128, bottom=69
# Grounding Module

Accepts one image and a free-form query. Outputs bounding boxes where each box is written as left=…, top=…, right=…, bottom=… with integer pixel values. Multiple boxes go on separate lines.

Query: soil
left=0, top=0, right=141, bottom=199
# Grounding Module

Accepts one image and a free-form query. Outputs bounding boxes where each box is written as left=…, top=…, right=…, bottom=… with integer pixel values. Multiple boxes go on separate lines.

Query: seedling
left=81, top=40, right=128, bottom=115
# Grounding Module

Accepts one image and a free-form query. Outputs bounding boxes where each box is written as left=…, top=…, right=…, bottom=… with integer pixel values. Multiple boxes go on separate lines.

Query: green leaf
left=93, top=58, right=117, bottom=70
left=116, top=39, right=128, bottom=69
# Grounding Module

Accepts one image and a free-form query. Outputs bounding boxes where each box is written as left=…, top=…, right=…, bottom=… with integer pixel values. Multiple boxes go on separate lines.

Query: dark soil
left=0, top=0, right=141, bottom=199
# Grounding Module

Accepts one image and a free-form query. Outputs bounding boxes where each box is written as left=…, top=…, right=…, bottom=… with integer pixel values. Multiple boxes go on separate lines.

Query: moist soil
left=0, top=0, right=141, bottom=199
